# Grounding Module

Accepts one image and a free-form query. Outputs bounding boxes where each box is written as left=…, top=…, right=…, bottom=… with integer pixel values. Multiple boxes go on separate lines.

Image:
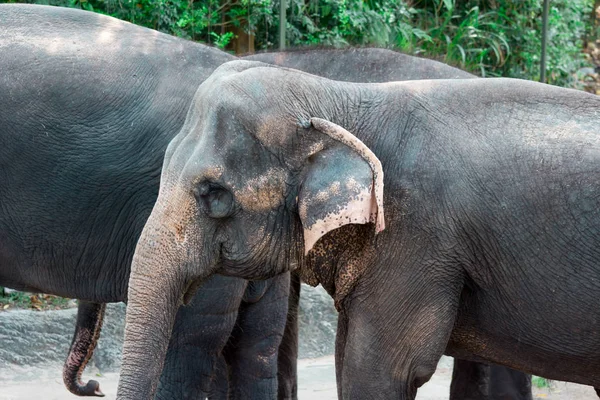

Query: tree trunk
left=231, top=25, right=255, bottom=55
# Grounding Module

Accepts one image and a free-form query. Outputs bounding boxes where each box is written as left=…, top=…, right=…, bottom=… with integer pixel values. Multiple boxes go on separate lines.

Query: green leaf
left=442, top=0, right=454, bottom=13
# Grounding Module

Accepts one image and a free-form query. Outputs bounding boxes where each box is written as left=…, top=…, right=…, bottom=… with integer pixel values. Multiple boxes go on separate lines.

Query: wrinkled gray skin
left=117, top=60, right=600, bottom=400
left=0, top=5, right=524, bottom=400
left=249, top=48, right=531, bottom=400
left=244, top=48, right=473, bottom=81
left=0, top=5, right=290, bottom=400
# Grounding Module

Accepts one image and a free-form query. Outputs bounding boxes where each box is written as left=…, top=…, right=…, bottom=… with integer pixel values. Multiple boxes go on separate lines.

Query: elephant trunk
left=116, top=179, right=214, bottom=399
left=116, top=203, right=202, bottom=400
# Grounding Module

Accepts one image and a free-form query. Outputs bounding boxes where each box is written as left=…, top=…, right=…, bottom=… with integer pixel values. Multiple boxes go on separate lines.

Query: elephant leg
left=207, top=355, right=230, bottom=400
left=595, top=387, right=600, bottom=397
left=223, top=273, right=290, bottom=400
left=277, top=271, right=301, bottom=400
left=450, top=359, right=532, bottom=400
left=63, top=301, right=106, bottom=397
left=450, top=359, right=490, bottom=399
left=488, top=363, right=532, bottom=400
left=156, top=275, right=247, bottom=400
left=336, top=271, right=462, bottom=400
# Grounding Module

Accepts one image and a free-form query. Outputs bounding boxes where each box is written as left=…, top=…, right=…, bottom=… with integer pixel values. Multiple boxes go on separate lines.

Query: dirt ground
left=294, top=357, right=597, bottom=400
left=0, top=356, right=597, bottom=400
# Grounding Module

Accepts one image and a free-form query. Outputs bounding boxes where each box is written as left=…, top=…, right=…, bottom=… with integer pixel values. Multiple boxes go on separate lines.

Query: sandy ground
left=0, top=356, right=596, bottom=399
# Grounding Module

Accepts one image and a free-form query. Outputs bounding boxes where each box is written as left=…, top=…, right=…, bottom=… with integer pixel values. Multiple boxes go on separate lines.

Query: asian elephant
left=116, top=59, right=600, bottom=400
left=1, top=4, right=531, bottom=399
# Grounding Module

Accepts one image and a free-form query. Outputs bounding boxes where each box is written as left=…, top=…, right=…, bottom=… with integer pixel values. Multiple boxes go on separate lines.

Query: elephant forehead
left=229, top=167, right=288, bottom=212
left=202, top=69, right=272, bottom=106
left=254, top=114, right=297, bottom=148
left=199, top=88, right=286, bottom=142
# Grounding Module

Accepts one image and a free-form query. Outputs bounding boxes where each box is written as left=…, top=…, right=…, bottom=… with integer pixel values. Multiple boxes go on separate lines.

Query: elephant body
left=245, top=47, right=473, bottom=81
left=118, top=59, right=600, bottom=400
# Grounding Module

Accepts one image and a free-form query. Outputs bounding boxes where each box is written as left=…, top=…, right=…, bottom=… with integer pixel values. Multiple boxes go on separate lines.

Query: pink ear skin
left=298, top=118, right=385, bottom=255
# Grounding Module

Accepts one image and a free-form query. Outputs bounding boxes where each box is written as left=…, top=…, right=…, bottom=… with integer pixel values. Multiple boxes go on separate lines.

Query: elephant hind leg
left=63, top=301, right=106, bottom=397
left=207, top=356, right=230, bottom=400
left=488, top=364, right=532, bottom=400
left=450, top=359, right=533, bottom=400
left=277, top=271, right=301, bottom=400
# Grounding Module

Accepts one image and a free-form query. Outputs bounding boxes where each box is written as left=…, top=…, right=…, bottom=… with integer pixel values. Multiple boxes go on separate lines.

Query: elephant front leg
left=208, top=356, right=230, bottom=400
left=449, top=359, right=491, bottom=399
left=336, top=268, right=463, bottom=400
left=156, top=275, right=246, bottom=400
left=223, top=273, right=290, bottom=400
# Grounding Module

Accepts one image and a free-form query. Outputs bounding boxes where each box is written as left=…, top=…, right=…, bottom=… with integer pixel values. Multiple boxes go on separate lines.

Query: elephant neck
left=300, top=224, right=375, bottom=311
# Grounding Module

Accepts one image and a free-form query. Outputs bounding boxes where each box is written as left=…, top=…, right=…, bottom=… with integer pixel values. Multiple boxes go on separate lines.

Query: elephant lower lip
left=182, top=277, right=206, bottom=305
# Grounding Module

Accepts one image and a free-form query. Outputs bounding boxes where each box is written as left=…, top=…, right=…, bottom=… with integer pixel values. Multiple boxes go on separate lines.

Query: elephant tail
left=63, top=301, right=106, bottom=397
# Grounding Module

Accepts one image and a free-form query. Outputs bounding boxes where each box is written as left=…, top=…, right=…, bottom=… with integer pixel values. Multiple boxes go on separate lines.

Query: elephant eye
left=193, top=182, right=234, bottom=219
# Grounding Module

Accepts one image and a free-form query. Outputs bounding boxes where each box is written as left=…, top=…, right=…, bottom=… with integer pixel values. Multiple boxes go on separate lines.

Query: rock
left=298, top=284, right=337, bottom=359
left=0, top=303, right=126, bottom=381
left=0, top=285, right=339, bottom=377
left=93, top=303, right=126, bottom=371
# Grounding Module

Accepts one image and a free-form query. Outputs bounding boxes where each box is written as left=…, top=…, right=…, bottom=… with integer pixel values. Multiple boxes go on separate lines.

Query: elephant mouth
left=182, top=277, right=206, bottom=305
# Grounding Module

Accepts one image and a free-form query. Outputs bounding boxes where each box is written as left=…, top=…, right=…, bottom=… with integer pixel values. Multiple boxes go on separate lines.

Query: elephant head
left=116, top=60, right=385, bottom=399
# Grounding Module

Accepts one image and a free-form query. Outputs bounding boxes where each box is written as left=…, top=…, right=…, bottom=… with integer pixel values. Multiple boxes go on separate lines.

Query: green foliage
left=489, top=0, right=593, bottom=86
left=1, top=0, right=596, bottom=85
left=0, top=290, right=73, bottom=311
left=399, top=1, right=511, bottom=77
left=381, top=0, right=592, bottom=85
left=3, top=0, right=272, bottom=49
left=0, top=290, right=33, bottom=309
left=532, top=375, right=552, bottom=389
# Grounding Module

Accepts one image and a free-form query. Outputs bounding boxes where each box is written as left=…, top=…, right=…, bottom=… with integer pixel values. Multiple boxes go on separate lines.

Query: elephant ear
left=298, top=118, right=385, bottom=254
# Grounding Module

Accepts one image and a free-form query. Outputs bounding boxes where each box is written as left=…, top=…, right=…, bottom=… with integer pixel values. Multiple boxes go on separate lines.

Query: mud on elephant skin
left=117, top=60, right=600, bottom=400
